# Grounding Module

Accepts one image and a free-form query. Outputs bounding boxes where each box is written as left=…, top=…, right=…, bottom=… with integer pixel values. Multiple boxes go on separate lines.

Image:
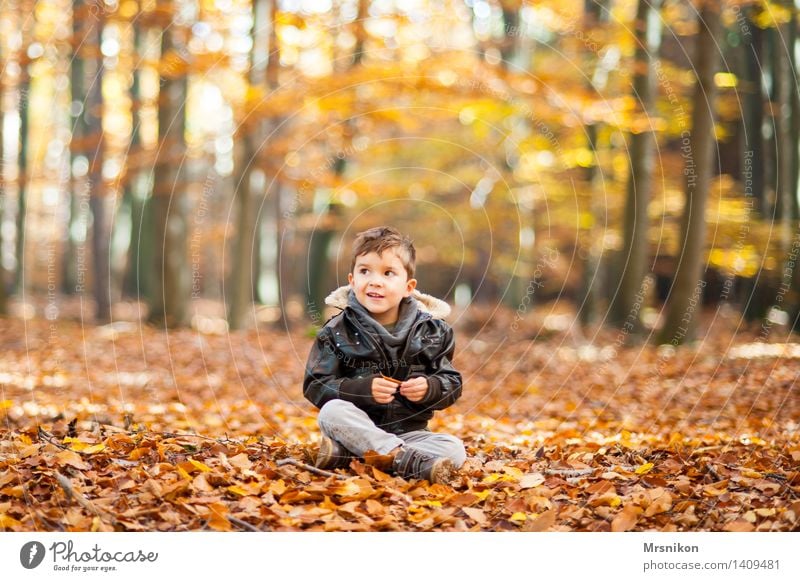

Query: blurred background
left=0, top=0, right=798, bottom=343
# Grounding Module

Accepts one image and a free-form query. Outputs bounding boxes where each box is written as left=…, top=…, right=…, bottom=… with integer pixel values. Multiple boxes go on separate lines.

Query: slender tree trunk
left=774, top=0, right=793, bottom=236
left=122, top=23, right=151, bottom=299
left=64, top=0, right=87, bottom=295
left=14, top=59, right=30, bottom=294
left=741, top=10, right=766, bottom=217
left=609, top=0, right=660, bottom=331
left=657, top=3, right=720, bottom=345
left=0, top=76, right=6, bottom=315
left=86, top=16, right=109, bottom=323
left=788, top=1, right=800, bottom=221
left=149, top=4, right=189, bottom=327
left=741, top=10, right=768, bottom=321
left=577, top=0, right=610, bottom=327
left=228, top=0, right=277, bottom=330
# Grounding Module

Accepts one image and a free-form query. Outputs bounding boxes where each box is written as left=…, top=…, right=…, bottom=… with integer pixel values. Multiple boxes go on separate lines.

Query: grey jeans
left=317, top=399, right=466, bottom=467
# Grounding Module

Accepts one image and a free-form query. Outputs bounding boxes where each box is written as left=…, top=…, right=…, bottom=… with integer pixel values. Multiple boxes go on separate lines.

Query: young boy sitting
left=303, top=226, right=465, bottom=484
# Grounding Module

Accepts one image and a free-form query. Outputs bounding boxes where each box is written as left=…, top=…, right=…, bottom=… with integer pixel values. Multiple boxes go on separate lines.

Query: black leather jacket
left=303, top=288, right=462, bottom=434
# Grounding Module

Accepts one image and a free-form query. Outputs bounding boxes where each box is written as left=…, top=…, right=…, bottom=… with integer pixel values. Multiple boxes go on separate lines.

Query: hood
left=324, top=285, right=451, bottom=320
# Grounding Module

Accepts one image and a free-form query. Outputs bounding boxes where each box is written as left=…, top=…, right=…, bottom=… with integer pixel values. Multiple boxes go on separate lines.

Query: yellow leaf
left=64, top=438, right=89, bottom=452
left=177, top=467, right=192, bottom=481
left=0, top=513, right=22, bottom=528
left=80, top=443, right=106, bottom=455
left=188, top=458, right=212, bottom=473
left=502, top=466, right=524, bottom=480
left=19, top=434, right=32, bottom=445
left=635, top=462, right=654, bottom=475
left=510, top=512, right=527, bottom=522
left=332, top=480, right=361, bottom=497
left=227, top=485, right=250, bottom=497
left=423, top=500, right=442, bottom=508
left=269, top=479, right=287, bottom=496
left=474, top=489, right=492, bottom=501
left=0, top=400, right=12, bottom=409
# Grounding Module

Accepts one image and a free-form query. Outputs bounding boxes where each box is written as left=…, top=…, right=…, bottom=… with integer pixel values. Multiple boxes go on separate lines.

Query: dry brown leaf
left=611, top=504, right=642, bottom=532
left=723, top=520, right=756, bottom=532
left=522, top=509, right=556, bottom=532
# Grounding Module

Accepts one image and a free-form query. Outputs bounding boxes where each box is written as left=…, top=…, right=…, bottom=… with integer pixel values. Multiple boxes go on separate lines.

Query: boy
left=303, top=226, right=465, bottom=484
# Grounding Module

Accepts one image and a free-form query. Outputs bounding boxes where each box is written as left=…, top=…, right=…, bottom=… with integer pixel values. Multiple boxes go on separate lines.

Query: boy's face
left=348, top=249, right=417, bottom=326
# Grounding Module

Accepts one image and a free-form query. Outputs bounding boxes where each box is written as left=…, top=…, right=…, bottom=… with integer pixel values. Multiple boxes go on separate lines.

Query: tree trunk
left=148, top=5, right=189, bottom=328
left=609, top=0, right=660, bottom=332
left=0, top=77, right=6, bottom=315
left=577, top=0, right=611, bottom=327
left=228, top=0, right=277, bottom=330
left=657, top=3, right=720, bottom=345
left=122, top=23, right=152, bottom=300
left=86, top=17, right=110, bottom=323
left=774, top=0, right=793, bottom=237
left=14, top=60, right=30, bottom=294
left=741, top=9, right=766, bottom=217
left=788, top=1, right=800, bottom=221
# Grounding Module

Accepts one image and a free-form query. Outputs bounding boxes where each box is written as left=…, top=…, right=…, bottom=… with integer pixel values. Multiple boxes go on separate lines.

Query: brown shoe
left=392, top=446, right=456, bottom=484
left=315, top=436, right=353, bottom=470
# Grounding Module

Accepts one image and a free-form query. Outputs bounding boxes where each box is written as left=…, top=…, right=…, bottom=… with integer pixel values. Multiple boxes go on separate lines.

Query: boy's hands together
left=372, top=375, right=429, bottom=403
left=371, top=377, right=400, bottom=404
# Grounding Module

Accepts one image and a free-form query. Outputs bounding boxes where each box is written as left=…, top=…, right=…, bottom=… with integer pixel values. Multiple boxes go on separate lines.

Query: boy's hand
left=399, top=376, right=429, bottom=402
left=372, top=377, right=400, bottom=404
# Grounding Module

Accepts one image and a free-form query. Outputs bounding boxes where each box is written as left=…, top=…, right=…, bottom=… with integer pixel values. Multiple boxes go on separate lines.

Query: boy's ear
left=347, top=273, right=354, bottom=287
left=405, top=278, right=417, bottom=295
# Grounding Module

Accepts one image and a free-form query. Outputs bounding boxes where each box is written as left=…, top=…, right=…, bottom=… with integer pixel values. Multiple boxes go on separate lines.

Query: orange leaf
left=0, top=513, right=22, bottom=529
left=645, top=488, right=673, bottom=517
left=461, top=506, right=487, bottom=524
left=206, top=503, right=231, bottom=532
left=611, top=504, right=641, bottom=532
left=523, top=509, right=556, bottom=532
left=56, top=450, right=90, bottom=470
left=723, top=520, right=755, bottom=532
left=229, top=453, right=253, bottom=471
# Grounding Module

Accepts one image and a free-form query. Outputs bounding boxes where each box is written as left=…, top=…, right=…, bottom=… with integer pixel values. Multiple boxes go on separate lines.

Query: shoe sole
left=429, top=458, right=456, bottom=485
left=315, top=437, right=335, bottom=469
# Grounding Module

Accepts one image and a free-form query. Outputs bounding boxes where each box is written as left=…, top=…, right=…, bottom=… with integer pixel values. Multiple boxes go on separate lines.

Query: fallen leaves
left=0, top=318, right=797, bottom=531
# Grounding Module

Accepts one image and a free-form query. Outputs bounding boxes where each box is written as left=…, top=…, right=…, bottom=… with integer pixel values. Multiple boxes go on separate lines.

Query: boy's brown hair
left=350, top=226, right=416, bottom=278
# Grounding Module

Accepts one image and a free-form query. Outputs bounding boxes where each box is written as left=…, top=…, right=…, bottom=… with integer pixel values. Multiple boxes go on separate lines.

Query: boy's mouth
left=366, top=292, right=384, bottom=299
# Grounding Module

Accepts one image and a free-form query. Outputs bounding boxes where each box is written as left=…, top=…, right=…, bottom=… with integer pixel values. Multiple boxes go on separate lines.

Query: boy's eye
left=385, top=271, right=394, bottom=276
left=359, top=268, right=369, bottom=274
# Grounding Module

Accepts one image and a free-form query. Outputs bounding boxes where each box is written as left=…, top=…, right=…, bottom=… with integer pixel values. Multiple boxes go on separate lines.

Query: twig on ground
left=37, top=427, right=69, bottom=450
left=276, top=458, right=347, bottom=479
left=54, top=472, right=118, bottom=526
left=226, top=515, right=263, bottom=532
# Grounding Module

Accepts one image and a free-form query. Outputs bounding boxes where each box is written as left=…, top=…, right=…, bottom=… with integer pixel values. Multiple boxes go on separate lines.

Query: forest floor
left=0, top=312, right=798, bottom=532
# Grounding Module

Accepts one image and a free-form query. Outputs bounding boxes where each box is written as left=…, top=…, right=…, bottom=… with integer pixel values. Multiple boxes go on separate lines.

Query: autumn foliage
left=1, top=316, right=798, bottom=532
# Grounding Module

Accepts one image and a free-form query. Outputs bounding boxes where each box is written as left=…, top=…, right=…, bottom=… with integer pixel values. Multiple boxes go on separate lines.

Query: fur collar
left=324, top=286, right=451, bottom=320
